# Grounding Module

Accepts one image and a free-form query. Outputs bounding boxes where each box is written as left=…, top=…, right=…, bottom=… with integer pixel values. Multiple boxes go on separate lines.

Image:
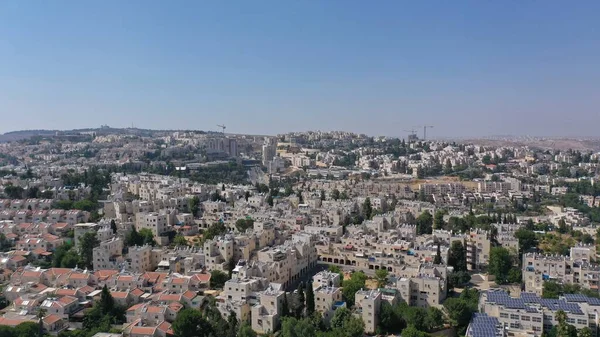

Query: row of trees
left=171, top=298, right=253, bottom=337
left=51, top=232, right=100, bottom=270
left=379, top=301, right=443, bottom=335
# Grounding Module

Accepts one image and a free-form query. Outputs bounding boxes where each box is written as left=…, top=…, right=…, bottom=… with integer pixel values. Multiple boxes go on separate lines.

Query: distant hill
left=0, top=127, right=218, bottom=143
left=0, top=130, right=58, bottom=142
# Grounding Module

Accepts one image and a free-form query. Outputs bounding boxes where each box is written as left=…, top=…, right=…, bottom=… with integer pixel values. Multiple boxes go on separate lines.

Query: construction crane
left=404, top=129, right=419, bottom=142
left=217, top=124, right=226, bottom=134
left=419, top=125, right=434, bottom=141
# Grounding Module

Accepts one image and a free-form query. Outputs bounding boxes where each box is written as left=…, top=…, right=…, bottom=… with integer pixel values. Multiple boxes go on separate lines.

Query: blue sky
left=1, top=1, right=599, bottom=137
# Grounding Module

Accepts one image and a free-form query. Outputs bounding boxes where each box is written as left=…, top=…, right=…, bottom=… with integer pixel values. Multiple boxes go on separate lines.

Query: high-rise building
left=262, top=138, right=277, bottom=167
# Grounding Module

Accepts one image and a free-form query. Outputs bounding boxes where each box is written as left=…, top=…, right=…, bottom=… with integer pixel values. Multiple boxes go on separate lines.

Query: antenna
left=217, top=124, right=226, bottom=134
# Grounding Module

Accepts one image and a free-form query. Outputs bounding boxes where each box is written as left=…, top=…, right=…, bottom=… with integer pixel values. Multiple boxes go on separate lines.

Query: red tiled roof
left=130, top=326, right=157, bottom=335
left=43, top=314, right=62, bottom=325
left=192, top=273, right=211, bottom=283
left=130, top=288, right=144, bottom=297
left=111, top=291, right=129, bottom=299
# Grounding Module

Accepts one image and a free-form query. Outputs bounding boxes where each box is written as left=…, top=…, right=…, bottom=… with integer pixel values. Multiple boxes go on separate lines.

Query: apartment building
left=93, top=237, right=124, bottom=270
left=523, top=252, right=600, bottom=296
left=251, top=284, right=285, bottom=334
left=313, top=270, right=341, bottom=288
left=315, top=286, right=344, bottom=323
left=355, top=289, right=381, bottom=334
left=465, top=229, right=492, bottom=271
left=419, top=183, right=466, bottom=196
left=480, top=290, right=600, bottom=335
left=126, top=245, right=153, bottom=273
left=136, top=212, right=169, bottom=237
left=74, top=223, right=99, bottom=248
left=466, top=313, right=504, bottom=337
left=203, top=235, right=234, bottom=271
left=478, top=181, right=512, bottom=195
left=217, top=277, right=272, bottom=324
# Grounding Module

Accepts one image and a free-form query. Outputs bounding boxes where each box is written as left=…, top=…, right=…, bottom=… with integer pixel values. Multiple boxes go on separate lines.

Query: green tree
left=281, top=317, right=315, bottom=337
left=375, top=269, right=389, bottom=288
left=72, top=199, right=97, bottom=212
left=281, top=293, right=290, bottom=317
left=79, top=232, right=99, bottom=269
left=425, top=307, right=444, bottom=331
left=489, top=247, right=514, bottom=284
left=172, top=308, right=213, bottom=337
left=125, top=226, right=142, bottom=246
left=342, top=271, right=367, bottom=307
left=51, top=242, right=73, bottom=267
left=555, top=310, right=577, bottom=337
left=266, top=195, right=274, bottom=207
left=444, top=295, right=477, bottom=335
left=139, top=228, right=156, bottom=246
left=53, top=199, right=73, bottom=210
left=27, top=186, right=40, bottom=199
left=330, top=307, right=352, bottom=330
left=36, top=308, right=46, bottom=337
left=99, top=285, right=115, bottom=315
left=447, top=271, right=471, bottom=289
left=173, top=234, right=189, bottom=246
left=305, top=282, right=315, bottom=316
left=558, top=219, right=569, bottom=234
left=340, top=316, right=365, bottom=337
left=330, top=189, right=340, bottom=201
left=296, top=282, right=305, bottom=318
left=226, top=311, right=238, bottom=337
left=235, top=218, right=254, bottom=232
left=238, top=323, right=257, bottom=337
left=433, top=210, right=445, bottom=230
left=4, top=185, right=24, bottom=199
left=362, top=197, right=373, bottom=220
left=448, top=241, right=467, bottom=272
left=543, top=280, right=563, bottom=299
left=110, top=219, right=117, bottom=234
left=14, top=322, right=38, bottom=337
left=514, top=228, right=538, bottom=253
left=444, top=159, right=453, bottom=175
left=189, top=196, right=200, bottom=217
left=378, top=301, right=405, bottom=334
left=210, top=270, right=229, bottom=289
left=402, top=325, right=429, bottom=337
left=416, top=210, right=433, bottom=235
left=340, top=190, right=349, bottom=200
left=202, top=222, right=228, bottom=243
left=433, top=244, right=443, bottom=265
left=320, top=189, right=326, bottom=201
left=60, top=250, right=80, bottom=268
left=579, top=327, right=593, bottom=337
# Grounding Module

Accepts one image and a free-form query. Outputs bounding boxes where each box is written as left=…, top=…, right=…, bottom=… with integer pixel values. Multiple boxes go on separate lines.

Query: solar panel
left=469, top=313, right=501, bottom=337
left=587, top=297, right=600, bottom=306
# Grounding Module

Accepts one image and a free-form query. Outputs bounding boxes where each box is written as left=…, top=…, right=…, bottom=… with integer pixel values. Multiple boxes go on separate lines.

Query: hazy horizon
left=2, top=1, right=599, bottom=137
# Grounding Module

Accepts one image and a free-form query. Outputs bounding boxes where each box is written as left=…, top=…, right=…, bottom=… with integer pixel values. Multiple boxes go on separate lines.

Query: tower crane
left=419, top=125, right=434, bottom=141
left=217, top=124, right=226, bottom=134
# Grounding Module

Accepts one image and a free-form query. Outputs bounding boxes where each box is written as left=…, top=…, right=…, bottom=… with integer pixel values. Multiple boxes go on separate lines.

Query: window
left=522, top=316, right=530, bottom=321
left=532, top=317, right=542, bottom=322
left=510, top=314, right=519, bottom=320
left=500, top=313, right=509, bottom=318
left=578, top=320, right=587, bottom=325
